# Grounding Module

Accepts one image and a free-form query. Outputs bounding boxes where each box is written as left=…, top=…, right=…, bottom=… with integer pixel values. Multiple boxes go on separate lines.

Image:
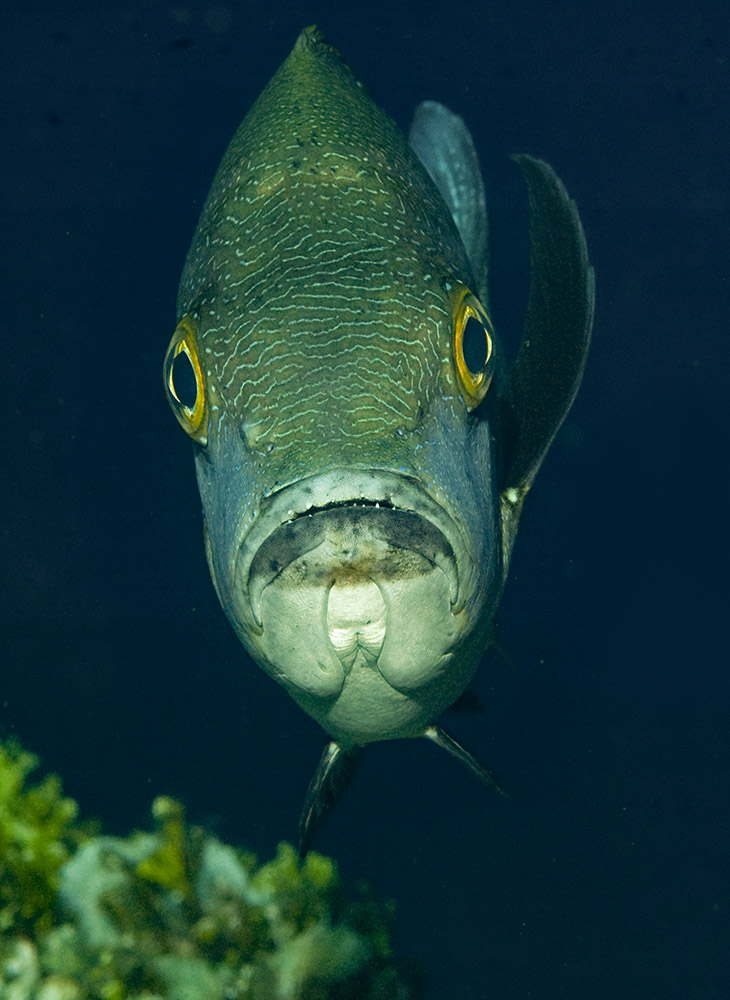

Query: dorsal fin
left=409, top=101, right=489, bottom=301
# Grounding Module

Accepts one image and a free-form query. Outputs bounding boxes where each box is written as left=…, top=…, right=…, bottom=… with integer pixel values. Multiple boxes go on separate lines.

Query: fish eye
left=462, top=315, right=490, bottom=373
left=170, top=350, right=198, bottom=410
left=452, top=288, right=494, bottom=409
left=163, top=316, right=208, bottom=443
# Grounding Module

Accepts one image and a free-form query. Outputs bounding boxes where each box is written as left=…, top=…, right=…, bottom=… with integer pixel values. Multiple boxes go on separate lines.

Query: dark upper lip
left=232, top=469, right=475, bottom=630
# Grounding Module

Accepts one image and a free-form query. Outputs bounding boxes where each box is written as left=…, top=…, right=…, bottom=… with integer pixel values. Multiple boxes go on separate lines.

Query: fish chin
left=230, top=470, right=480, bottom=740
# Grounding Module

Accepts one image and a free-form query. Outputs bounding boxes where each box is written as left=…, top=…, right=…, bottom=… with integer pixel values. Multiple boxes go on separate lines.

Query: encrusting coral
left=0, top=738, right=419, bottom=999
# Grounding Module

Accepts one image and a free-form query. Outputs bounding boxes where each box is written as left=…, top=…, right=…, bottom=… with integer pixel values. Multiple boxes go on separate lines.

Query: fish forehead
left=178, top=28, right=472, bottom=454
left=205, top=273, right=452, bottom=454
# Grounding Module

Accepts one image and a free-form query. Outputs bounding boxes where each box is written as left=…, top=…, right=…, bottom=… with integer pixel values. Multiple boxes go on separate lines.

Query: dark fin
left=408, top=101, right=489, bottom=301
left=298, top=740, right=361, bottom=857
left=424, top=726, right=506, bottom=797
left=501, top=155, right=594, bottom=562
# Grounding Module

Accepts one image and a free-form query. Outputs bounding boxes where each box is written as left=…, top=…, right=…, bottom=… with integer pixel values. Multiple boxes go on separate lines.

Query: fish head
left=163, top=28, right=504, bottom=745
left=165, top=262, right=503, bottom=745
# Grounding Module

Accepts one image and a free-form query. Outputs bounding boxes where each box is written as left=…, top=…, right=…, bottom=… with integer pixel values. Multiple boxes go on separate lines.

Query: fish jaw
left=226, top=468, right=493, bottom=745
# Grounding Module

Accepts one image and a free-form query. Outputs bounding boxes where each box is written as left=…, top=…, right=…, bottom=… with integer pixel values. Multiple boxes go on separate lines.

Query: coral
left=0, top=738, right=419, bottom=1000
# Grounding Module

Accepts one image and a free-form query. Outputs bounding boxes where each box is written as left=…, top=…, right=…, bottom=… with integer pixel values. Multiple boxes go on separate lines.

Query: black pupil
left=462, top=316, right=488, bottom=374
left=171, top=350, right=198, bottom=409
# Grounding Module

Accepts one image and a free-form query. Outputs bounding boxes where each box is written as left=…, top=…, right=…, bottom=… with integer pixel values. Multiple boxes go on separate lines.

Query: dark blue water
left=2, top=3, right=728, bottom=997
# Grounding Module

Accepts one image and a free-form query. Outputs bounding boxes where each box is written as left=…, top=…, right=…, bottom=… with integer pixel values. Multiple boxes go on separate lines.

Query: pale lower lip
left=247, top=501, right=459, bottom=628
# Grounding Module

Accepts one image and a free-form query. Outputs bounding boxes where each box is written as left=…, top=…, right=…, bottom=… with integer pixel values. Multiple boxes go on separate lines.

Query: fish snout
left=228, top=470, right=480, bottom=742
left=246, top=504, right=458, bottom=694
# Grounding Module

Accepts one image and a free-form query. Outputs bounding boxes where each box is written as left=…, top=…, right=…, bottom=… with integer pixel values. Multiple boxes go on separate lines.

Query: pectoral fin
left=500, top=155, right=594, bottom=565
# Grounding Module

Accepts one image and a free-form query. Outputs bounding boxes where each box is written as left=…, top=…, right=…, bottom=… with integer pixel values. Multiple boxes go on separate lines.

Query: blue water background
left=2, top=2, right=728, bottom=997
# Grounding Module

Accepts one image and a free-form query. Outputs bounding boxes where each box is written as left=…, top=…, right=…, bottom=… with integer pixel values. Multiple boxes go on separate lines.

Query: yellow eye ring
left=451, top=286, right=495, bottom=409
left=163, top=315, right=208, bottom=443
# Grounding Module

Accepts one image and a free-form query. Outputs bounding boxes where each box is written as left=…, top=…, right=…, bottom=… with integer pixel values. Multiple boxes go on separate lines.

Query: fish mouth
left=233, top=469, right=475, bottom=633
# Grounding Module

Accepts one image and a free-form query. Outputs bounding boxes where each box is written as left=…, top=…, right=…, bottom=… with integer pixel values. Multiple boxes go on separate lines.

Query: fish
left=163, top=26, right=594, bottom=853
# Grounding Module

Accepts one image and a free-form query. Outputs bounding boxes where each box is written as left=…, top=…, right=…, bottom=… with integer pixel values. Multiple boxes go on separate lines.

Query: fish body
left=164, top=27, right=593, bottom=847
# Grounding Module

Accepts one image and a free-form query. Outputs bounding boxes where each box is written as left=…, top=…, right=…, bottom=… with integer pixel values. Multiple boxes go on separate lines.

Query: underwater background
left=2, top=1, right=728, bottom=997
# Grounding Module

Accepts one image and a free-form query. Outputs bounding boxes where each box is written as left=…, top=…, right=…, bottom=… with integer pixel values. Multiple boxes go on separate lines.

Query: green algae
left=0, top=737, right=418, bottom=1000
left=0, top=740, right=82, bottom=935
